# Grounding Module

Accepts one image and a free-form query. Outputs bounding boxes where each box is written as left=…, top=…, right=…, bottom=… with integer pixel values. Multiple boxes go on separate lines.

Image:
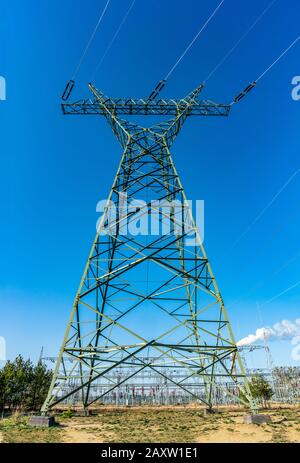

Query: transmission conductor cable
left=62, top=0, right=111, bottom=101
left=92, top=0, right=136, bottom=80
left=231, top=35, right=300, bottom=105
left=148, top=0, right=225, bottom=100
left=204, top=0, right=278, bottom=83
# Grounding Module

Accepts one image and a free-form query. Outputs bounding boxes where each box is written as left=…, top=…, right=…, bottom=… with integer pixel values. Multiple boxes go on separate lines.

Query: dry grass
left=1, top=405, right=299, bottom=443
left=57, top=405, right=300, bottom=443
left=0, top=414, right=62, bottom=443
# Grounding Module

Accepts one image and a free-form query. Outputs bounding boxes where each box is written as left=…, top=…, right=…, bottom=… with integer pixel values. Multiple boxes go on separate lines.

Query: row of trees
left=0, top=356, right=52, bottom=413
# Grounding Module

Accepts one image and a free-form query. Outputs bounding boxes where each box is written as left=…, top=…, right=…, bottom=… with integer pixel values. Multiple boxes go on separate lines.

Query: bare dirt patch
left=1, top=405, right=299, bottom=443
left=57, top=405, right=300, bottom=443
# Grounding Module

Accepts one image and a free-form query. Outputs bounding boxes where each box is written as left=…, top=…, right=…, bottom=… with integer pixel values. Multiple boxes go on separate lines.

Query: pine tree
left=247, top=374, right=273, bottom=408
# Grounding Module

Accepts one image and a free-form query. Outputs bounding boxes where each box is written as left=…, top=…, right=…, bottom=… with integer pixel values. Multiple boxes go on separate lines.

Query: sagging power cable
left=204, top=0, right=277, bottom=83
left=148, top=0, right=225, bottom=100
left=225, top=168, right=300, bottom=254
left=232, top=34, right=300, bottom=105
left=255, top=34, right=300, bottom=82
left=91, top=0, right=136, bottom=80
left=62, top=0, right=111, bottom=101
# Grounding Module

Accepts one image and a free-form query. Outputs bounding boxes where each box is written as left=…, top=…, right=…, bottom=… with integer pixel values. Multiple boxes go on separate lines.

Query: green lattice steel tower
left=41, top=83, right=257, bottom=414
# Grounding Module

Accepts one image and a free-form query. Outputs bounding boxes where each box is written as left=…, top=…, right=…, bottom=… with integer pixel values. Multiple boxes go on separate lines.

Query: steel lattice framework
left=41, top=83, right=257, bottom=414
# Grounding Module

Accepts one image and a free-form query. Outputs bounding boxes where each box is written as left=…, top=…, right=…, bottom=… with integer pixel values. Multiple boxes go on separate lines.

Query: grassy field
left=1, top=405, right=300, bottom=443
left=0, top=414, right=62, bottom=443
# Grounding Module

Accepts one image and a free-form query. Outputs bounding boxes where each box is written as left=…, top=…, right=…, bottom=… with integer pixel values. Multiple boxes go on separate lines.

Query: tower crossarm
left=62, top=96, right=231, bottom=117
left=61, top=83, right=231, bottom=148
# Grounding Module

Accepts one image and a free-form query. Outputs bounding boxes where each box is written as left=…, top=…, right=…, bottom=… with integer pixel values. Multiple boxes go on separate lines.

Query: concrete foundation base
left=243, top=414, right=271, bottom=425
left=203, top=408, right=218, bottom=417
left=29, top=415, right=55, bottom=427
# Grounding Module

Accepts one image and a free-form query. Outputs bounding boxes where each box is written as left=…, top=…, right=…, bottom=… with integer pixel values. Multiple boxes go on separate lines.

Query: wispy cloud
left=237, top=318, right=300, bottom=346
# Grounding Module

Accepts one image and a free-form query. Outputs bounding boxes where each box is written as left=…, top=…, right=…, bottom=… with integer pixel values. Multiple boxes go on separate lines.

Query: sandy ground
left=61, top=421, right=274, bottom=444
left=1, top=405, right=300, bottom=443
left=57, top=405, right=300, bottom=443
left=62, top=424, right=113, bottom=443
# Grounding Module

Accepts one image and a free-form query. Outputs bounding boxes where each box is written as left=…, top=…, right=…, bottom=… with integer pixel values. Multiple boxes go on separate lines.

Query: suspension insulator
left=62, top=80, right=75, bottom=101
left=148, top=79, right=166, bottom=101
left=234, top=81, right=256, bottom=103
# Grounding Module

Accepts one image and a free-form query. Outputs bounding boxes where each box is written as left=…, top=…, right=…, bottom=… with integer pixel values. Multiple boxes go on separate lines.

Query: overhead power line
left=62, top=0, right=111, bottom=101
left=148, top=0, right=225, bottom=100
left=72, top=0, right=112, bottom=80
left=204, top=0, right=277, bottom=83
left=164, top=0, right=225, bottom=82
left=255, top=35, right=300, bottom=82
left=226, top=242, right=300, bottom=312
left=92, top=0, right=136, bottom=80
left=232, top=34, right=300, bottom=104
left=227, top=168, right=300, bottom=253
left=261, top=279, right=300, bottom=307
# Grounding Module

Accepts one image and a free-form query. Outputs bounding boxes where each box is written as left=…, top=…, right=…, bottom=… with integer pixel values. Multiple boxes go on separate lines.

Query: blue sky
left=1, top=0, right=300, bottom=367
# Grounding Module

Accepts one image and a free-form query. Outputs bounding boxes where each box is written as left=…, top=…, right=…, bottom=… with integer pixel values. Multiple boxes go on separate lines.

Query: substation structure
left=42, top=347, right=300, bottom=407
left=42, top=83, right=258, bottom=414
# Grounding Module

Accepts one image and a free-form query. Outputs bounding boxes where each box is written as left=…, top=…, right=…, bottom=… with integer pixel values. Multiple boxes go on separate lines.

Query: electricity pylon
left=41, top=83, right=257, bottom=414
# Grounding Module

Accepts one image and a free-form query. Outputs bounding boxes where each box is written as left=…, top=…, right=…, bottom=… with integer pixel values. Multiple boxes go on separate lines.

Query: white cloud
left=237, top=318, right=300, bottom=346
